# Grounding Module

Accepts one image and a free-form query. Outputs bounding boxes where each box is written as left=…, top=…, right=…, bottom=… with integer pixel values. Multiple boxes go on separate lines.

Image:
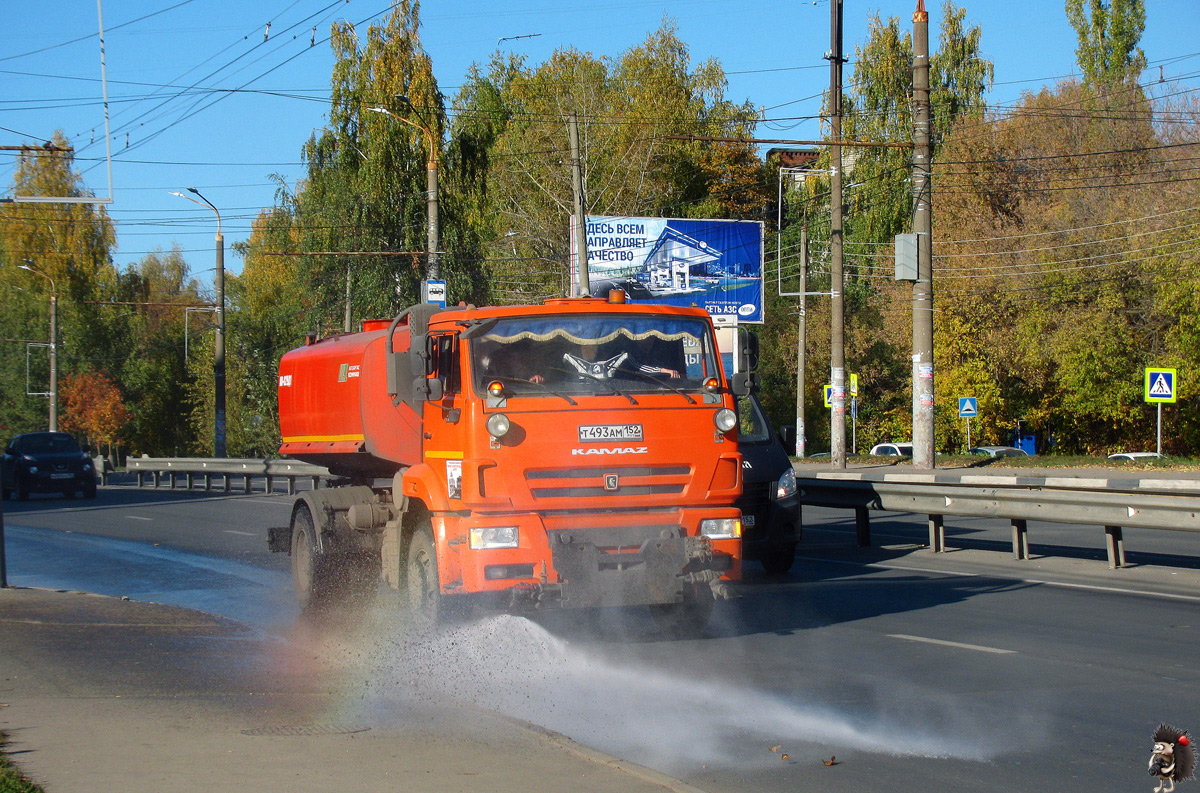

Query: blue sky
left=3, top=0, right=1198, bottom=288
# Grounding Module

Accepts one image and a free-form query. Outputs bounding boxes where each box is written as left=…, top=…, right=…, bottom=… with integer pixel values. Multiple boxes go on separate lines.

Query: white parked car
left=1107, top=451, right=1162, bottom=461
left=968, top=446, right=1030, bottom=458
left=869, top=442, right=913, bottom=457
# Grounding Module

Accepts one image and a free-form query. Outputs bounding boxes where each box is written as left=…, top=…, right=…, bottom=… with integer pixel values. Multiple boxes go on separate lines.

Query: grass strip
left=0, top=731, right=44, bottom=793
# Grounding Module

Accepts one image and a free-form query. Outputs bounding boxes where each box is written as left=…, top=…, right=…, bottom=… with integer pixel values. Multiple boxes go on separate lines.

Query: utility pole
left=912, top=0, right=935, bottom=469
left=796, top=218, right=808, bottom=458
left=344, top=263, right=353, bottom=333
left=173, top=188, right=226, bottom=457
left=827, top=0, right=847, bottom=468
left=568, top=110, right=590, bottom=297
left=19, top=261, right=57, bottom=431
left=368, top=103, right=440, bottom=283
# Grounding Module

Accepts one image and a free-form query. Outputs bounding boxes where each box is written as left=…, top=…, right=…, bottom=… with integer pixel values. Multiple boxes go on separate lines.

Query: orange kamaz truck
left=270, top=292, right=750, bottom=631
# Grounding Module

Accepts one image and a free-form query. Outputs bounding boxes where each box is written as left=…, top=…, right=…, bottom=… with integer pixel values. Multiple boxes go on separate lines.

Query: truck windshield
left=471, top=314, right=720, bottom=397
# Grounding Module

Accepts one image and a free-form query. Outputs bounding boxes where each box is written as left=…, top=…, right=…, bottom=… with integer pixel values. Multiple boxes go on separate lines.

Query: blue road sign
left=958, top=397, right=978, bottom=418
left=1145, top=368, right=1177, bottom=403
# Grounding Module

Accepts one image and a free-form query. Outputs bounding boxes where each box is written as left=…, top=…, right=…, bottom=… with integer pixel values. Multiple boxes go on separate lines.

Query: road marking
left=796, top=552, right=1200, bottom=603
left=888, top=633, right=1016, bottom=654
left=224, top=530, right=256, bottom=537
left=124, top=516, right=153, bottom=521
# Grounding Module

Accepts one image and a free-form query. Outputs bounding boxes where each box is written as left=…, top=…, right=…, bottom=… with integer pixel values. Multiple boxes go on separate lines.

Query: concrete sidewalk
left=0, top=587, right=699, bottom=793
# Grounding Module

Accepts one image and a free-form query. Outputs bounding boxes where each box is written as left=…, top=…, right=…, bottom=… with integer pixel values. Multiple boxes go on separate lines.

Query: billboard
left=572, top=215, right=765, bottom=323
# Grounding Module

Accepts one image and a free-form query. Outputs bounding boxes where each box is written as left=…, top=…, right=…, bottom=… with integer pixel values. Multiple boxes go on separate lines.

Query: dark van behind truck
left=735, top=395, right=801, bottom=574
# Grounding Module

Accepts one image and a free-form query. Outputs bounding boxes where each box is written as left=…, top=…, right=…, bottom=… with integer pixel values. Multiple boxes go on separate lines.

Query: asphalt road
left=4, top=481, right=1200, bottom=792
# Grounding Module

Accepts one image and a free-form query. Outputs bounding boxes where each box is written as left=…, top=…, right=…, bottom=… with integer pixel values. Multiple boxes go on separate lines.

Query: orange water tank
left=278, top=320, right=423, bottom=479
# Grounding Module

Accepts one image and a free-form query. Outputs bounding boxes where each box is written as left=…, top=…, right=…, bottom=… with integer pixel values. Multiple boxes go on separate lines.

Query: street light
left=171, top=188, right=226, bottom=457
left=368, top=101, right=440, bottom=282
left=19, top=260, right=57, bottom=432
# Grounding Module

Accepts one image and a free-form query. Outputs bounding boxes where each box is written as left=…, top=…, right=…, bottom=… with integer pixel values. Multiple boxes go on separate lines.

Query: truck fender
left=293, top=485, right=376, bottom=554
left=400, top=463, right=451, bottom=513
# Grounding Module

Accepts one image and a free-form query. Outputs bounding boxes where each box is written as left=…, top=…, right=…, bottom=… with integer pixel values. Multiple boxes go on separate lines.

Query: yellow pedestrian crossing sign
left=1145, top=368, right=1177, bottom=403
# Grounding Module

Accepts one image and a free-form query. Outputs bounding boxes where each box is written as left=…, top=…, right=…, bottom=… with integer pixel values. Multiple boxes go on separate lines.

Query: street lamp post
left=20, top=260, right=57, bottom=432
left=368, top=103, right=440, bottom=281
left=171, top=188, right=226, bottom=457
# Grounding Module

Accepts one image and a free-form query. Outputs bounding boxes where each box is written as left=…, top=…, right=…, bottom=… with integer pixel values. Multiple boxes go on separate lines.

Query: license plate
left=50, top=473, right=74, bottom=480
left=742, top=514, right=756, bottom=527
left=578, top=424, right=643, bottom=442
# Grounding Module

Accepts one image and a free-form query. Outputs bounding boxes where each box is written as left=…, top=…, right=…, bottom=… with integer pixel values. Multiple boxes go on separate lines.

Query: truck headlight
left=714, top=408, right=737, bottom=432
left=469, top=526, right=519, bottom=549
left=775, top=467, right=797, bottom=500
left=700, top=517, right=741, bottom=540
left=486, top=413, right=512, bottom=439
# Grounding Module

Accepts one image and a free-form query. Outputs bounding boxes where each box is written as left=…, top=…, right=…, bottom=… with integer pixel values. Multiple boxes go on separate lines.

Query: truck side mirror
left=737, top=328, right=759, bottom=373
left=730, top=371, right=760, bottom=396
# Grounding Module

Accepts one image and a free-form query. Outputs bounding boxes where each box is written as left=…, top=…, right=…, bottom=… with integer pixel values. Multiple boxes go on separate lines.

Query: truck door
left=423, top=331, right=465, bottom=501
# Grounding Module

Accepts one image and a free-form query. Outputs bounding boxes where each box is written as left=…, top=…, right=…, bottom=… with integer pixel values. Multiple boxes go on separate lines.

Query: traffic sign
left=958, top=397, right=978, bottom=418
left=1145, top=368, right=1178, bottom=403
left=849, top=373, right=858, bottom=396
left=823, top=384, right=832, bottom=409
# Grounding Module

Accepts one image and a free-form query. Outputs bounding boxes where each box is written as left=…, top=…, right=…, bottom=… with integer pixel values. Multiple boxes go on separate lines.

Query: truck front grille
left=526, top=465, right=689, bottom=501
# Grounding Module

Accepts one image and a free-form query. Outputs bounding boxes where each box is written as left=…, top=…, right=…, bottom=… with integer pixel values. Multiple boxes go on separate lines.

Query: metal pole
left=180, top=188, right=226, bottom=457
left=49, top=292, right=57, bottom=432
left=912, top=0, right=935, bottom=469
left=214, top=226, right=225, bottom=457
left=828, top=0, right=847, bottom=469
left=1157, top=402, right=1162, bottom=456
left=344, top=262, right=353, bottom=333
left=569, top=110, right=590, bottom=297
left=0, top=493, right=6, bottom=588
left=797, top=219, right=808, bottom=457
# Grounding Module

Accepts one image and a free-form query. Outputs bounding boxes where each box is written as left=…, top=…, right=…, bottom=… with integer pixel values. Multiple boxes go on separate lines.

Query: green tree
left=1066, top=0, right=1146, bottom=88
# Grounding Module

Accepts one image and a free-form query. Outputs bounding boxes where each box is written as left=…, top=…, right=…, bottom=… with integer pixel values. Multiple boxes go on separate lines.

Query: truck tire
left=406, top=526, right=444, bottom=626
left=291, top=504, right=334, bottom=612
left=650, top=583, right=715, bottom=638
left=761, top=543, right=797, bottom=575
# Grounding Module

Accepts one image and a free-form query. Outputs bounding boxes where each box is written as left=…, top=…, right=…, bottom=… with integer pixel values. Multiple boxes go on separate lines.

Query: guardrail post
left=266, top=475, right=275, bottom=494
left=313, top=476, right=321, bottom=490
left=855, top=507, right=871, bottom=546
left=204, top=473, right=212, bottom=491
left=152, top=471, right=160, bottom=488
left=137, top=471, right=145, bottom=487
left=287, top=476, right=296, bottom=496
left=928, top=514, right=945, bottom=553
left=1104, top=525, right=1126, bottom=569
left=1011, top=519, right=1029, bottom=560
left=223, top=474, right=230, bottom=493
left=244, top=474, right=252, bottom=494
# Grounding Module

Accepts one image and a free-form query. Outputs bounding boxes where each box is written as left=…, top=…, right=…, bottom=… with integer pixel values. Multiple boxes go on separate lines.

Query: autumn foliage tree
left=59, top=370, right=130, bottom=458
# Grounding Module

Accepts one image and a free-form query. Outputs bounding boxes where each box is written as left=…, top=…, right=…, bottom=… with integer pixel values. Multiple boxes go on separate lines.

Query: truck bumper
left=442, top=508, right=741, bottom=610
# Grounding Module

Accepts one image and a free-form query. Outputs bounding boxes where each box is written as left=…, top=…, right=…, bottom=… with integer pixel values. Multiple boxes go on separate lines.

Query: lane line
left=888, top=633, right=1016, bottom=654
left=223, top=530, right=256, bottom=536
left=124, top=516, right=153, bottom=521
left=795, top=553, right=1200, bottom=603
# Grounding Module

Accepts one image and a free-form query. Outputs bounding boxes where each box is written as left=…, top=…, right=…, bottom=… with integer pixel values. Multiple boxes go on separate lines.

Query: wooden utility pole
left=828, top=0, right=847, bottom=468
left=568, top=110, right=590, bottom=296
left=912, top=0, right=935, bottom=469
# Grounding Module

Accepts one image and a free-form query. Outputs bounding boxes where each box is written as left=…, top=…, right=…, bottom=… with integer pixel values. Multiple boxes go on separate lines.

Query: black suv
left=2, top=432, right=96, bottom=500
left=735, top=395, right=801, bottom=574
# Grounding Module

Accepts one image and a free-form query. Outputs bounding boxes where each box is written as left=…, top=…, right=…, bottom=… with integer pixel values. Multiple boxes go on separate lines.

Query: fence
left=794, top=468, right=1200, bottom=569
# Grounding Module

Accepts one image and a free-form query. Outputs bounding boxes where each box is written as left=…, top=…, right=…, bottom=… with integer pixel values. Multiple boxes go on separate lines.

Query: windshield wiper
left=488, top=376, right=577, bottom=405
left=614, top=366, right=697, bottom=404
left=549, top=366, right=638, bottom=404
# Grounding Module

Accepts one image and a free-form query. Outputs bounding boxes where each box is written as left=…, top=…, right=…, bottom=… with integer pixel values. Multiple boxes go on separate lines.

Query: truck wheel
left=291, top=504, right=332, bottom=612
left=761, top=543, right=797, bottom=576
left=650, top=583, right=714, bottom=639
left=406, top=526, right=443, bottom=626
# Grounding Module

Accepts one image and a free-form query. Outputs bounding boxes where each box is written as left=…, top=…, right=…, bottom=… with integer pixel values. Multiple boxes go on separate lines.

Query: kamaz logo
left=571, top=446, right=649, bottom=456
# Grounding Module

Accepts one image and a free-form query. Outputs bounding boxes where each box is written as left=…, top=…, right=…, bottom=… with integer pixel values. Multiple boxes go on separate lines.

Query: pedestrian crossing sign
left=1144, top=368, right=1177, bottom=403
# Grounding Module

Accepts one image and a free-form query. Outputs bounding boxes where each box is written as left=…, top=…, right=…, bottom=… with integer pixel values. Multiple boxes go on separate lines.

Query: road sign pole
left=966, top=416, right=971, bottom=450
left=1157, top=402, right=1162, bottom=456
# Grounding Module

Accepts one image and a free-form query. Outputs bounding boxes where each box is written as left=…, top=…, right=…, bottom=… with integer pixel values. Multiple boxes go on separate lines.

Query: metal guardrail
left=795, top=469, right=1200, bottom=570
left=125, top=457, right=330, bottom=496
